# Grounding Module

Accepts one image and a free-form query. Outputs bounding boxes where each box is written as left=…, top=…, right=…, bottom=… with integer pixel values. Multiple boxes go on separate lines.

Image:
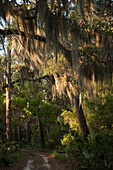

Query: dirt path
left=1, top=149, right=70, bottom=170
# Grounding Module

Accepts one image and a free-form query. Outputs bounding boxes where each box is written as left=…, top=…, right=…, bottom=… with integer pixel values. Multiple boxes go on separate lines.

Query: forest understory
left=0, top=149, right=72, bottom=170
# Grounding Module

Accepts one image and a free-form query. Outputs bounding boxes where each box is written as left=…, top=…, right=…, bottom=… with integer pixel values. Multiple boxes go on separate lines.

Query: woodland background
left=0, top=0, right=113, bottom=169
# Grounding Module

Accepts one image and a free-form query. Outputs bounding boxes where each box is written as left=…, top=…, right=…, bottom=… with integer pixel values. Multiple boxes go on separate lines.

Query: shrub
left=61, top=132, right=113, bottom=169
left=0, top=142, right=22, bottom=167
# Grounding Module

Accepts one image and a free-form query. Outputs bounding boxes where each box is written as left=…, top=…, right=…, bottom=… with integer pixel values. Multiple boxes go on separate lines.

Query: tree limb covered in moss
left=0, top=28, right=72, bottom=65
left=2, top=74, right=54, bottom=90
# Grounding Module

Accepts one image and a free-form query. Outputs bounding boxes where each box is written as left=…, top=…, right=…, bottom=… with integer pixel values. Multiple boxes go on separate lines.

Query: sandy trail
left=23, top=151, right=51, bottom=170
left=0, top=149, right=69, bottom=170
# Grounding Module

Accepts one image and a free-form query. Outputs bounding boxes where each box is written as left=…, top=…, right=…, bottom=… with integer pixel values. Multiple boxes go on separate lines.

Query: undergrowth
left=0, top=141, right=23, bottom=167
left=53, top=131, right=113, bottom=170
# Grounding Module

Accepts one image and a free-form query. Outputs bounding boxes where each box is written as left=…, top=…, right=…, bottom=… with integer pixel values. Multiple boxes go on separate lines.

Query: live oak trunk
left=74, top=95, right=89, bottom=137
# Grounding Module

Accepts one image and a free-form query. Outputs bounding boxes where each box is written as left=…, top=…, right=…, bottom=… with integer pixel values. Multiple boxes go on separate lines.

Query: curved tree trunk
left=73, top=95, right=89, bottom=137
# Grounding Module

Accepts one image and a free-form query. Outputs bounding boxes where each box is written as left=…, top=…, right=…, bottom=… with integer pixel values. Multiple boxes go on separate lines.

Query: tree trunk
left=6, top=46, right=12, bottom=143
left=14, top=126, right=18, bottom=141
left=18, top=125, right=22, bottom=144
left=26, top=120, right=31, bottom=144
left=37, top=116, right=45, bottom=147
left=73, top=95, right=89, bottom=137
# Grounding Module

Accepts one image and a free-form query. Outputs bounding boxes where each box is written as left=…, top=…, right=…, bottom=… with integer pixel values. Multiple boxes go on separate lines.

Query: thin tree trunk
left=14, top=126, right=18, bottom=141
left=26, top=120, right=31, bottom=144
left=6, top=46, right=12, bottom=142
left=37, top=116, right=45, bottom=147
left=73, top=95, right=89, bottom=137
left=109, top=63, right=112, bottom=93
left=6, top=14, right=12, bottom=143
left=18, top=125, right=22, bottom=144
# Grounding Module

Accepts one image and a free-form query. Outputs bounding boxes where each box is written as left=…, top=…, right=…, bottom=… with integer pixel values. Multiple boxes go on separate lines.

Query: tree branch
left=0, top=29, right=46, bottom=43
left=2, top=74, right=53, bottom=90
left=0, top=28, right=72, bottom=66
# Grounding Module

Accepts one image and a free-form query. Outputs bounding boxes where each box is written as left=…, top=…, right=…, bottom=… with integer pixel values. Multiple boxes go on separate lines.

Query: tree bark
left=18, top=125, right=22, bottom=144
left=14, top=126, right=18, bottom=141
left=73, top=95, right=89, bottom=137
left=26, top=120, right=31, bottom=144
left=37, top=116, right=45, bottom=147
left=6, top=46, right=12, bottom=143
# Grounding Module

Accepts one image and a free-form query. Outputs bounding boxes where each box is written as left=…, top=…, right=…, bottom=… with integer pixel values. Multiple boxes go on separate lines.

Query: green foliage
left=12, top=117, right=20, bottom=126
left=30, top=100, right=62, bottom=149
left=53, top=150, right=66, bottom=163
left=0, top=142, right=22, bottom=167
left=23, top=108, right=32, bottom=116
left=31, top=122, right=40, bottom=147
left=47, top=124, right=62, bottom=149
left=43, top=56, right=71, bottom=75
left=61, top=109, right=79, bottom=130
left=0, top=93, right=6, bottom=142
left=61, top=133, right=74, bottom=146
left=82, top=132, right=113, bottom=169
left=60, top=109, right=80, bottom=148
left=59, top=131, right=113, bottom=169
left=84, top=92, right=113, bottom=130
left=12, top=97, right=28, bottom=109
left=39, top=102, right=58, bottom=122
left=59, top=98, right=113, bottom=169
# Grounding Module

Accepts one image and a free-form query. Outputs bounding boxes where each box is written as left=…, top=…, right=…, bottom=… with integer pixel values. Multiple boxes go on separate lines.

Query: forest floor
left=0, top=149, right=71, bottom=170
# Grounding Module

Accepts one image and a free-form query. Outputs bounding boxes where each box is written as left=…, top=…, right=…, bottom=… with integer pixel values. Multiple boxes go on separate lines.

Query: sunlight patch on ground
left=23, top=152, right=51, bottom=170
left=23, top=160, right=34, bottom=170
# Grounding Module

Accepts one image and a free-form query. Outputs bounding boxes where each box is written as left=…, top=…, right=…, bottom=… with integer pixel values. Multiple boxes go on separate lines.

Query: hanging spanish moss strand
left=55, top=16, right=58, bottom=63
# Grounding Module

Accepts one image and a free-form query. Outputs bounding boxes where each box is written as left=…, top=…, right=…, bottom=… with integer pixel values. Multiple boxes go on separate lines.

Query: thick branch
left=0, top=28, right=72, bottom=65
left=0, top=29, right=46, bottom=43
left=2, top=74, right=53, bottom=90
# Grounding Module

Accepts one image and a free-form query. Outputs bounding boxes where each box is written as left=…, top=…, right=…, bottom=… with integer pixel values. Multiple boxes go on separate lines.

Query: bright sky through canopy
left=16, top=0, right=23, bottom=4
